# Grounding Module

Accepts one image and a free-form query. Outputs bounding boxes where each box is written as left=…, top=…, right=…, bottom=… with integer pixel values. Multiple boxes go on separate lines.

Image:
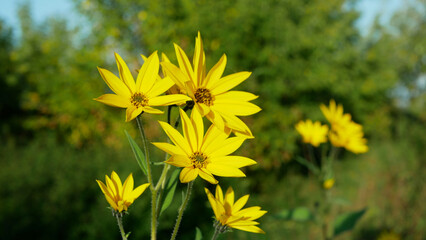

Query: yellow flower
left=161, top=32, right=261, bottom=138
left=320, top=99, right=352, bottom=131
left=96, top=171, right=150, bottom=212
left=94, top=52, right=191, bottom=122
left=323, top=178, right=335, bottom=189
left=152, top=108, right=256, bottom=184
left=329, top=120, right=368, bottom=154
left=295, top=119, right=329, bottom=147
left=205, top=185, right=267, bottom=233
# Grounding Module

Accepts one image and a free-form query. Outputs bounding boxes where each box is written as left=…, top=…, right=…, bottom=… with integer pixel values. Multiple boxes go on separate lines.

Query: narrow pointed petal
left=205, top=136, right=245, bottom=158
left=165, top=155, right=191, bottom=167
left=146, top=76, right=174, bottom=98
left=161, top=62, right=190, bottom=89
left=205, top=188, right=221, bottom=219
left=206, top=110, right=225, bottom=133
left=94, top=94, right=130, bottom=108
left=130, top=183, right=150, bottom=201
left=213, top=101, right=261, bottom=116
left=191, top=108, right=204, bottom=150
left=111, top=171, right=123, bottom=197
left=233, top=194, right=250, bottom=212
left=105, top=175, right=117, bottom=196
left=152, top=142, right=186, bottom=156
left=230, top=225, right=265, bottom=234
left=204, top=54, right=227, bottom=88
left=210, top=71, right=251, bottom=95
left=195, top=103, right=211, bottom=116
left=122, top=174, right=134, bottom=200
left=158, top=121, right=192, bottom=155
left=142, top=106, right=164, bottom=114
left=198, top=169, right=218, bottom=184
left=149, top=94, right=191, bottom=106
left=174, top=43, right=195, bottom=84
left=193, top=32, right=205, bottom=86
left=215, top=91, right=258, bottom=102
left=207, top=164, right=246, bottom=177
left=98, top=67, right=131, bottom=97
left=136, top=51, right=159, bottom=93
left=97, top=180, right=114, bottom=200
left=179, top=108, right=197, bottom=152
left=179, top=167, right=198, bottom=183
left=212, top=156, right=256, bottom=168
left=224, top=187, right=235, bottom=206
left=126, top=105, right=143, bottom=122
left=114, top=53, right=136, bottom=91
left=215, top=185, right=224, bottom=203
left=201, top=124, right=228, bottom=153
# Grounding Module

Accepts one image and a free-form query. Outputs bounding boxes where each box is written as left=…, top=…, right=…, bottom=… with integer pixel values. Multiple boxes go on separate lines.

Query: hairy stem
left=170, top=181, right=194, bottom=240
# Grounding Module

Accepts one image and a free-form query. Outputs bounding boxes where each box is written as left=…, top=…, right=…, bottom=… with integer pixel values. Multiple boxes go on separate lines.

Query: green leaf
left=124, top=130, right=148, bottom=176
left=195, top=227, right=202, bottom=240
left=274, top=207, right=314, bottom=222
left=295, top=156, right=320, bottom=175
left=333, top=208, right=367, bottom=237
left=125, top=232, right=131, bottom=238
left=160, top=168, right=180, bottom=215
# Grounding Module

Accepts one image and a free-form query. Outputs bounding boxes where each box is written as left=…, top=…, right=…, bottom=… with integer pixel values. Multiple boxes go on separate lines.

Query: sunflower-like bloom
left=329, top=121, right=368, bottom=154
left=96, top=171, right=150, bottom=212
left=161, top=32, right=261, bottom=138
left=152, top=108, right=256, bottom=184
left=320, top=99, right=352, bottom=131
left=205, top=185, right=267, bottom=234
left=320, top=100, right=368, bottom=154
left=295, top=119, right=329, bottom=147
left=94, top=52, right=191, bottom=122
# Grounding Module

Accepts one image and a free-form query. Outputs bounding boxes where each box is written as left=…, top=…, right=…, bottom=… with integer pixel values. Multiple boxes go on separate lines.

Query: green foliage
left=160, top=168, right=179, bottom=215
left=125, top=129, right=148, bottom=176
left=333, top=208, right=367, bottom=236
left=274, top=207, right=314, bottom=222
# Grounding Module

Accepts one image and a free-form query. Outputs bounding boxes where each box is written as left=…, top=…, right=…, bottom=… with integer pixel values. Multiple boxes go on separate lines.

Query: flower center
left=130, top=93, right=148, bottom=108
left=194, top=88, right=214, bottom=106
left=190, top=152, right=208, bottom=169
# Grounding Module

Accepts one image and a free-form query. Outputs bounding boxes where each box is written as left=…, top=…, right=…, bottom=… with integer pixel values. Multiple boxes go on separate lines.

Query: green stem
left=211, top=227, right=221, bottom=240
left=170, top=181, right=194, bottom=240
left=116, top=213, right=128, bottom=240
left=135, top=116, right=157, bottom=240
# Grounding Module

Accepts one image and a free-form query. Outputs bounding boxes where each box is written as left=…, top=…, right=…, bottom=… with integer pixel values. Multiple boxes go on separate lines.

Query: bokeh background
left=0, top=0, right=425, bottom=239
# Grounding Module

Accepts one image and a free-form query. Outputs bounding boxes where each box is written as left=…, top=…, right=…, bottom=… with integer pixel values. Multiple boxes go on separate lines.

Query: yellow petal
left=195, top=102, right=211, bottom=117
left=229, top=225, right=265, bottom=234
left=130, top=183, right=150, bottom=201
left=193, top=32, right=205, bottom=86
left=206, top=110, right=226, bottom=133
left=104, top=193, right=118, bottom=211
left=149, top=94, right=191, bottom=106
left=158, top=121, right=193, bottom=156
left=146, top=76, right=174, bottom=98
left=165, top=155, right=191, bottom=167
left=136, top=51, right=159, bottom=93
left=152, top=142, right=186, bottom=156
left=122, top=173, right=134, bottom=200
left=142, top=106, right=164, bottom=114
left=212, top=156, right=256, bottom=168
left=201, top=124, right=228, bottom=153
left=205, top=136, right=245, bottom=158
left=233, top=194, right=249, bottom=212
left=97, top=67, right=131, bottom=97
left=224, top=187, right=235, bottom=206
left=190, top=108, right=204, bottom=150
left=179, top=108, right=197, bottom=152
left=114, top=52, right=136, bottom=91
left=198, top=169, right=218, bottom=184
left=204, top=54, right=226, bottom=88
left=215, top=185, right=224, bottom=203
left=96, top=180, right=114, bottom=200
left=105, top=175, right=117, bottom=197
left=174, top=43, right=194, bottom=84
left=126, top=105, right=143, bottom=122
left=218, top=112, right=253, bottom=138
left=210, top=71, right=251, bottom=95
left=161, top=62, right=189, bottom=89
left=205, top=188, right=221, bottom=219
left=179, top=167, right=198, bottom=183
left=94, top=94, right=130, bottom=108
left=215, top=91, right=258, bottom=102
left=111, top=171, right=123, bottom=198
left=213, top=101, right=261, bottom=116
left=207, top=164, right=246, bottom=177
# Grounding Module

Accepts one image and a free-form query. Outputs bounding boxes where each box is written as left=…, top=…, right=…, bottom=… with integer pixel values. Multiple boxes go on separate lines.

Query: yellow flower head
left=161, top=32, right=261, bottom=138
left=153, top=108, right=256, bottom=184
left=323, top=178, right=335, bottom=189
left=329, top=120, right=369, bottom=154
left=295, top=119, right=329, bottom=147
left=96, top=171, right=150, bottom=212
left=320, top=99, right=352, bottom=131
left=94, top=52, right=191, bottom=122
left=205, top=185, right=267, bottom=234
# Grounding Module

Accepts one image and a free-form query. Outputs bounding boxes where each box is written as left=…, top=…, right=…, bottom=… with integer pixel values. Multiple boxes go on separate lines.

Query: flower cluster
left=94, top=32, right=266, bottom=236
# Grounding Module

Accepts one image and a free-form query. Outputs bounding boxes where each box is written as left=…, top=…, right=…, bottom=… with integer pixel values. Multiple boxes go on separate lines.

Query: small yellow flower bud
left=323, top=178, right=335, bottom=189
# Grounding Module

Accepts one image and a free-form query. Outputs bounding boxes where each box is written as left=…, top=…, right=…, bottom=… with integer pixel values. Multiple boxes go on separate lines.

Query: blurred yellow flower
left=377, top=231, right=401, bottom=240
left=94, top=52, right=190, bottom=122
left=205, top=185, right=267, bottom=233
left=321, top=100, right=368, bottom=154
left=161, top=32, right=261, bottom=138
left=320, top=99, right=352, bottom=131
left=295, top=119, right=329, bottom=147
left=153, top=108, right=256, bottom=184
left=323, top=178, right=335, bottom=189
left=96, top=171, right=150, bottom=212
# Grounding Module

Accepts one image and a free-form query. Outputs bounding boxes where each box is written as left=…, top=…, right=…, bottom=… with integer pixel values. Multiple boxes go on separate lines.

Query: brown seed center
left=130, top=93, right=148, bottom=107
left=194, top=88, right=214, bottom=106
left=190, top=152, right=208, bottom=169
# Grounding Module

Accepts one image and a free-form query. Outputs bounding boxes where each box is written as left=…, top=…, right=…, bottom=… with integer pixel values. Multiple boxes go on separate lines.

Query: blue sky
left=0, top=0, right=407, bottom=36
